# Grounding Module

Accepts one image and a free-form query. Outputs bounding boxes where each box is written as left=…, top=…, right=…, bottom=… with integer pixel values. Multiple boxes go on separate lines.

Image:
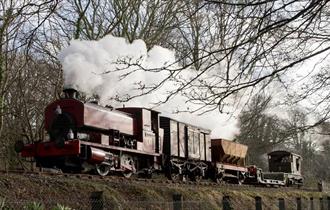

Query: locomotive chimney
left=63, top=87, right=79, bottom=99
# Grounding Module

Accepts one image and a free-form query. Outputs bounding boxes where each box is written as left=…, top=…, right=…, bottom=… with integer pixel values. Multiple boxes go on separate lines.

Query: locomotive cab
left=265, top=150, right=303, bottom=186
left=268, top=150, right=302, bottom=175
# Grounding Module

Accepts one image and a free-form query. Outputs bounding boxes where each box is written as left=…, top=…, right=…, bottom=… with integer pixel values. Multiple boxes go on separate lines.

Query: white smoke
left=58, top=35, right=239, bottom=139
left=58, top=36, right=175, bottom=103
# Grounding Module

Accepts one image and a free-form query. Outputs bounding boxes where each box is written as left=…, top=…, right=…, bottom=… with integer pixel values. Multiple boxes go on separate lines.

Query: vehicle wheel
left=96, top=164, right=110, bottom=176
left=237, top=178, right=244, bottom=185
left=216, top=177, right=223, bottom=184
left=170, top=173, right=186, bottom=181
left=120, top=154, right=135, bottom=178
left=215, top=172, right=223, bottom=183
left=145, top=171, right=153, bottom=179
left=189, top=172, right=202, bottom=182
left=170, top=172, right=180, bottom=181
left=193, top=175, right=202, bottom=182
left=122, top=170, right=133, bottom=178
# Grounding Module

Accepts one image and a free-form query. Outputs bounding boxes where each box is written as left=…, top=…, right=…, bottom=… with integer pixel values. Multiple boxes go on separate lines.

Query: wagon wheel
left=215, top=176, right=223, bottom=184
left=193, top=174, right=203, bottom=183
left=215, top=172, right=224, bottom=184
left=96, top=164, right=110, bottom=176
left=237, top=173, right=245, bottom=185
left=237, top=177, right=244, bottom=185
left=188, top=170, right=202, bottom=182
left=170, top=173, right=185, bottom=182
left=139, top=168, right=153, bottom=179
left=167, top=165, right=185, bottom=181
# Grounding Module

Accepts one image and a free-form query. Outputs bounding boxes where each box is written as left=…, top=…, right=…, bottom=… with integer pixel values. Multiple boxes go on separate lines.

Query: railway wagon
left=210, top=139, right=248, bottom=183
left=159, top=116, right=211, bottom=181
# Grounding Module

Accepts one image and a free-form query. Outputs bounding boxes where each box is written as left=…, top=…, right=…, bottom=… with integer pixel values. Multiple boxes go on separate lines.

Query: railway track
left=0, top=169, right=318, bottom=192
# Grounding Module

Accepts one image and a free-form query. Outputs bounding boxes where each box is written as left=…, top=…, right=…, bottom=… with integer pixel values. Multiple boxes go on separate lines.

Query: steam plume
left=58, top=35, right=239, bottom=139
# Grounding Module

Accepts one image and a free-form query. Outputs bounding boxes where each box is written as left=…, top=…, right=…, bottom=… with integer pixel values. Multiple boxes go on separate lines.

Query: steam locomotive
left=15, top=88, right=303, bottom=186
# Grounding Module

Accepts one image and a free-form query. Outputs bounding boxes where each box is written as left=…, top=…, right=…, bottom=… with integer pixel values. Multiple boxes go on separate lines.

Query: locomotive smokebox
left=63, top=87, right=79, bottom=99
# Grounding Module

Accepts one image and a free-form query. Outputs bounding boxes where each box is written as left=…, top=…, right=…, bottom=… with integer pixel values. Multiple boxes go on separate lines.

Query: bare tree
left=235, top=94, right=289, bottom=168
left=110, top=0, right=330, bottom=118
left=51, top=0, right=182, bottom=48
left=1, top=0, right=330, bottom=174
left=0, top=0, right=59, bottom=168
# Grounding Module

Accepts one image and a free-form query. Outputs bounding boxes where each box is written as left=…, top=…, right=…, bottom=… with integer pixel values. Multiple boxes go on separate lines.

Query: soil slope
left=0, top=173, right=328, bottom=210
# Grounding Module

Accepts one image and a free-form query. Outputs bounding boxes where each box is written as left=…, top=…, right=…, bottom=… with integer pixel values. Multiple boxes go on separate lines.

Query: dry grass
left=0, top=174, right=328, bottom=210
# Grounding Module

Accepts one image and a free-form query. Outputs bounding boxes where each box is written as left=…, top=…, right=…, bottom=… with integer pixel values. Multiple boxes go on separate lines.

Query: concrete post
left=173, top=193, right=183, bottom=210
left=223, top=195, right=232, bottom=210
left=90, top=191, right=104, bottom=210
left=279, top=198, right=285, bottom=210
left=320, top=198, right=324, bottom=210
left=310, top=197, right=314, bottom=210
left=255, top=196, right=262, bottom=210
left=296, top=197, right=302, bottom=210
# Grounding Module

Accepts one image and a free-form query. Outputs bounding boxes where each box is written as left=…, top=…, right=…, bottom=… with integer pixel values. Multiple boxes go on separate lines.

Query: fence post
left=90, top=191, right=104, bottom=210
left=173, top=193, right=183, bottom=210
left=279, top=198, right=285, bottom=210
left=255, top=196, right=262, bottom=210
left=296, top=197, right=302, bottom=210
left=318, top=181, right=323, bottom=192
left=310, top=197, right=314, bottom=210
left=320, top=198, right=324, bottom=210
left=223, top=196, right=232, bottom=210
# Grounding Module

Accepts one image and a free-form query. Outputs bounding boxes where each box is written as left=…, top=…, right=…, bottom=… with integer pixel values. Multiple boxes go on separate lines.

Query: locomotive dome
left=63, top=86, right=79, bottom=99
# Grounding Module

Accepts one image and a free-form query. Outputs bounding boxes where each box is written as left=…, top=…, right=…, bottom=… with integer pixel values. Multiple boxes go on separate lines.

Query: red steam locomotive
left=15, top=88, right=303, bottom=186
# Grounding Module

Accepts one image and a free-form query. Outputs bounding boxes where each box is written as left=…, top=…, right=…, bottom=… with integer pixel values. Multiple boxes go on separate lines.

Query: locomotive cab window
left=281, top=156, right=291, bottom=163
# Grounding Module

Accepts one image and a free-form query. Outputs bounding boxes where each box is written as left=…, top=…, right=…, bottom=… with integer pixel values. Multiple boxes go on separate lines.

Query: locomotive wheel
left=122, top=170, right=133, bottom=178
left=96, top=164, right=110, bottom=176
left=120, top=154, right=135, bottom=178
